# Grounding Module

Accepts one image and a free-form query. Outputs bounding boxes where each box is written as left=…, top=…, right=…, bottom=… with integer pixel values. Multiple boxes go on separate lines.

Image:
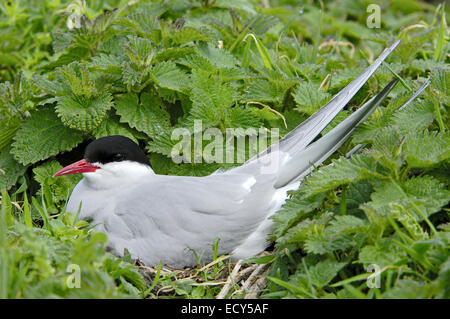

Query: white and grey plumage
left=55, top=41, right=407, bottom=268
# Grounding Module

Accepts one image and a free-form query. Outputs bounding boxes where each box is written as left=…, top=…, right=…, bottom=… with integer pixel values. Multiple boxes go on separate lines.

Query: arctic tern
left=54, top=40, right=412, bottom=268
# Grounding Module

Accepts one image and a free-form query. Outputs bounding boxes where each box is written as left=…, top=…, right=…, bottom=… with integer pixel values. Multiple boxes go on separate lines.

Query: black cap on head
left=84, top=135, right=150, bottom=166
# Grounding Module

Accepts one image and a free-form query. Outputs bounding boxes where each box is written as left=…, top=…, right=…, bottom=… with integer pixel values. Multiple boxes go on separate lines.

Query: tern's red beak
left=53, top=159, right=99, bottom=177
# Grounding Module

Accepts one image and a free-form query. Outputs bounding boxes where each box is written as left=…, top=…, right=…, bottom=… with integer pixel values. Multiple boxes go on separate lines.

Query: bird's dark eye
left=112, top=153, right=125, bottom=161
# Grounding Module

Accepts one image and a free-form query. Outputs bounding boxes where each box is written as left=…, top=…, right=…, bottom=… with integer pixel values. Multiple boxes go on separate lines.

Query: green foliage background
left=0, top=0, right=449, bottom=298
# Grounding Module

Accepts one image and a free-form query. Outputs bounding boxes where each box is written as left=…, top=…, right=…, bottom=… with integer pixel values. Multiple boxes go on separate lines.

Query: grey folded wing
left=106, top=173, right=277, bottom=267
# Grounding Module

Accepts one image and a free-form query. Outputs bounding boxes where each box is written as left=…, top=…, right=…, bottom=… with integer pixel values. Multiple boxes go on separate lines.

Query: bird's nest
left=137, top=251, right=271, bottom=299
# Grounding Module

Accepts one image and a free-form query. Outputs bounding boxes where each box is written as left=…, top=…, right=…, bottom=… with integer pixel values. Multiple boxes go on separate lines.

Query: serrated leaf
left=327, top=215, right=367, bottom=234
left=114, top=92, right=170, bottom=139
left=353, top=108, right=395, bottom=144
left=121, top=61, right=144, bottom=89
left=301, top=154, right=381, bottom=197
left=197, top=42, right=238, bottom=69
left=88, top=53, right=123, bottom=74
left=56, top=92, right=113, bottom=131
left=43, top=45, right=90, bottom=70
left=358, top=238, right=407, bottom=268
left=346, top=181, right=373, bottom=216
left=245, top=79, right=280, bottom=104
left=170, top=27, right=209, bottom=45
left=124, top=36, right=154, bottom=66
left=92, top=112, right=138, bottom=143
left=308, top=260, right=347, bottom=288
left=362, top=176, right=450, bottom=219
left=0, top=146, right=27, bottom=191
left=245, top=79, right=291, bottom=106
left=430, top=69, right=449, bottom=96
left=277, top=212, right=333, bottom=249
left=154, top=47, right=197, bottom=63
left=186, top=69, right=239, bottom=127
left=293, top=82, right=331, bottom=115
left=0, top=117, right=21, bottom=150
left=152, top=61, right=189, bottom=92
left=404, top=130, right=450, bottom=168
left=11, top=108, right=83, bottom=165
left=392, top=100, right=435, bottom=134
left=330, top=66, right=365, bottom=90
left=382, top=279, right=429, bottom=299
left=177, top=54, right=215, bottom=72
left=115, top=13, right=160, bottom=42
left=272, top=191, right=326, bottom=238
left=304, top=233, right=355, bottom=254
left=228, top=107, right=262, bottom=129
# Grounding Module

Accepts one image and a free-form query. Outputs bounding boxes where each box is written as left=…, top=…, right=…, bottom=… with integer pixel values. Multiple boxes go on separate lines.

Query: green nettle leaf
left=228, top=107, right=262, bottom=129
left=122, top=61, right=145, bottom=88
left=272, top=191, right=326, bottom=238
left=197, top=42, right=238, bottom=69
left=403, top=176, right=450, bottom=217
left=43, top=45, right=90, bottom=70
left=88, top=53, right=124, bottom=74
left=304, top=233, right=355, bottom=254
left=307, top=260, right=347, bottom=288
left=292, top=82, right=331, bottom=115
left=147, top=130, right=181, bottom=157
left=301, top=154, right=381, bottom=197
left=177, top=54, right=216, bottom=72
left=170, top=27, right=210, bottom=45
left=382, top=279, right=430, bottom=299
left=0, top=117, right=21, bottom=150
left=362, top=176, right=450, bottom=219
left=392, top=100, right=435, bottom=134
left=154, top=47, right=197, bottom=63
left=430, top=69, right=449, bottom=96
left=56, top=92, right=113, bottom=131
left=327, top=215, right=367, bottom=234
left=368, top=126, right=404, bottom=172
left=302, top=215, right=367, bottom=255
left=353, top=108, right=395, bottom=144
left=114, top=92, right=170, bottom=138
left=92, top=112, right=139, bottom=143
left=11, top=108, right=83, bottom=165
left=404, top=130, right=450, bottom=168
left=346, top=181, right=373, bottom=215
left=0, top=146, right=27, bottom=191
left=330, top=66, right=365, bottom=90
left=115, top=13, right=160, bottom=42
left=152, top=61, right=189, bottom=92
left=186, top=69, right=240, bottom=127
left=245, top=79, right=280, bottom=104
left=31, top=73, right=63, bottom=96
left=124, top=36, right=154, bottom=66
left=358, top=238, right=407, bottom=268
left=278, top=212, right=334, bottom=249
left=245, top=79, right=292, bottom=106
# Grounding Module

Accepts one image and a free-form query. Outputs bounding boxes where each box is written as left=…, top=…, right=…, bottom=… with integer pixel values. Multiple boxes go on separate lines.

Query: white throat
left=82, top=160, right=154, bottom=190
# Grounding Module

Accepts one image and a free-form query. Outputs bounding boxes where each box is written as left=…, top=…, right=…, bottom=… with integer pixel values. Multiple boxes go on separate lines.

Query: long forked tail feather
left=254, top=40, right=401, bottom=161
left=274, top=79, right=399, bottom=188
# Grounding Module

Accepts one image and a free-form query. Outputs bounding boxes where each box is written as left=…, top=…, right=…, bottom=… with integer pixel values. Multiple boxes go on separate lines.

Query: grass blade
left=23, top=192, right=32, bottom=231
